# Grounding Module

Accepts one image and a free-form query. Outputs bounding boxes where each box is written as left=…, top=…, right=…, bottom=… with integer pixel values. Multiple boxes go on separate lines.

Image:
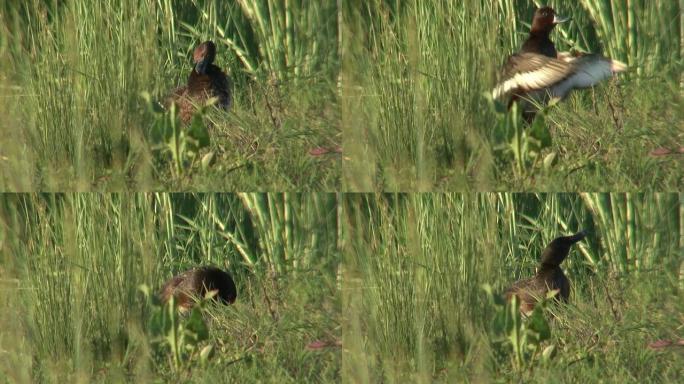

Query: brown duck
left=166, top=41, right=233, bottom=124
left=159, top=266, right=237, bottom=312
left=505, top=230, right=586, bottom=314
left=492, top=7, right=626, bottom=123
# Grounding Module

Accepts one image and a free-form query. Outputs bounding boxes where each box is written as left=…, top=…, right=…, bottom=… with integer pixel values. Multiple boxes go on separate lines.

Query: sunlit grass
left=0, top=193, right=340, bottom=382
left=342, top=193, right=683, bottom=382
left=342, top=0, right=682, bottom=191
left=0, top=0, right=340, bottom=191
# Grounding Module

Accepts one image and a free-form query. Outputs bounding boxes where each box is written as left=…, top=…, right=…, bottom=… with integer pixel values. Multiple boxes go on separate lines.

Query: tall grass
left=343, top=193, right=683, bottom=382
left=0, top=193, right=340, bottom=382
left=0, top=0, right=340, bottom=191
left=0, top=194, right=160, bottom=380
left=577, top=0, right=681, bottom=78
left=226, top=1, right=339, bottom=82
left=343, top=1, right=502, bottom=191
left=343, top=0, right=683, bottom=191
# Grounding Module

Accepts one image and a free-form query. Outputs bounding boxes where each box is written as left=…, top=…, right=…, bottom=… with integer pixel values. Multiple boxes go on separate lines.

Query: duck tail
left=609, top=59, right=627, bottom=73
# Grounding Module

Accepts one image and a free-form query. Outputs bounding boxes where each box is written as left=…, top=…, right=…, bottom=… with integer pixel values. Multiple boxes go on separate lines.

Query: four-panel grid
left=0, top=1, right=682, bottom=382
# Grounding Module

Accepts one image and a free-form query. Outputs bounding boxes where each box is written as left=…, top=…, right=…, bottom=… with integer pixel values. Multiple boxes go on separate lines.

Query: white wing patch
left=492, top=64, right=570, bottom=100
left=492, top=54, right=628, bottom=101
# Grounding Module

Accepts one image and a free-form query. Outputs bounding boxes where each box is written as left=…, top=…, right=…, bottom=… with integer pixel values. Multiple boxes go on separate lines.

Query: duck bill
left=553, top=15, right=570, bottom=24
left=567, top=230, right=587, bottom=243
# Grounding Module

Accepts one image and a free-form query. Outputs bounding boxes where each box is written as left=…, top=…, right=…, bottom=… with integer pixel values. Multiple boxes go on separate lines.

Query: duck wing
left=504, top=276, right=545, bottom=314
left=163, top=86, right=188, bottom=108
left=162, top=85, right=197, bottom=124
left=187, top=67, right=232, bottom=110
left=553, top=53, right=626, bottom=93
left=207, top=65, right=232, bottom=110
left=492, top=52, right=575, bottom=101
left=159, top=269, right=193, bottom=303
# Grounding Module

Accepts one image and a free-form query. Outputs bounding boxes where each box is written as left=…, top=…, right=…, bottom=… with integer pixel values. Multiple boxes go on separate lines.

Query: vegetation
left=1, top=0, right=681, bottom=381
left=0, top=193, right=340, bottom=382
left=343, top=193, right=683, bottom=382
left=342, top=0, right=682, bottom=191
left=0, top=0, right=340, bottom=191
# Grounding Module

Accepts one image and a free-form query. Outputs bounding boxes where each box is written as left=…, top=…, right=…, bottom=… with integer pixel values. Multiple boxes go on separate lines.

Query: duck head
left=212, top=278, right=237, bottom=305
left=539, top=230, right=586, bottom=267
left=531, top=7, right=569, bottom=35
left=202, top=266, right=238, bottom=304
left=193, top=41, right=217, bottom=75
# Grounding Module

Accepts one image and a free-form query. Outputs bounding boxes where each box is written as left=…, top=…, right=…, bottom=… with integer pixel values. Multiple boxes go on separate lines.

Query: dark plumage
left=520, top=6, right=569, bottom=58
left=493, top=53, right=626, bottom=107
left=492, top=7, right=626, bottom=122
left=165, top=41, right=233, bottom=124
left=505, top=230, right=586, bottom=314
left=159, top=266, right=237, bottom=312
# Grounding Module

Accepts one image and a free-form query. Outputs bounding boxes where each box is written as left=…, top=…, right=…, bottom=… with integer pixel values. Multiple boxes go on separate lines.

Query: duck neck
left=529, top=27, right=552, bottom=38
left=525, top=31, right=557, bottom=57
left=538, top=262, right=561, bottom=274
left=530, top=30, right=554, bottom=45
left=188, top=65, right=214, bottom=83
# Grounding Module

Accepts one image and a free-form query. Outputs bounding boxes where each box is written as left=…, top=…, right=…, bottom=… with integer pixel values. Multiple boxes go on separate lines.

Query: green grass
left=0, top=193, right=340, bottom=382
left=343, top=193, right=683, bottom=382
left=2, top=192, right=681, bottom=382
left=2, top=0, right=679, bottom=191
left=342, top=0, right=683, bottom=191
left=0, top=0, right=340, bottom=191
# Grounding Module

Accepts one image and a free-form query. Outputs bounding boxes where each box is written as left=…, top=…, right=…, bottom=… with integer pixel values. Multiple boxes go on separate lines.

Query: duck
left=504, top=230, right=586, bottom=314
left=165, top=41, right=233, bottom=124
left=520, top=6, right=569, bottom=58
left=492, top=7, right=627, bottom=122
left=159, top=266, right=237, bottom=312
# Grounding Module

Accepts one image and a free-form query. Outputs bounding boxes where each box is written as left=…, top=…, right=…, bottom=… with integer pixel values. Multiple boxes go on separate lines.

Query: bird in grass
left=165, top=41, right=233, bottom=124
left=505, top=230, right=586, bottom=314
left=159, top=266, right=237, bottom=312
left=492, top=7, right=627, bottom=122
